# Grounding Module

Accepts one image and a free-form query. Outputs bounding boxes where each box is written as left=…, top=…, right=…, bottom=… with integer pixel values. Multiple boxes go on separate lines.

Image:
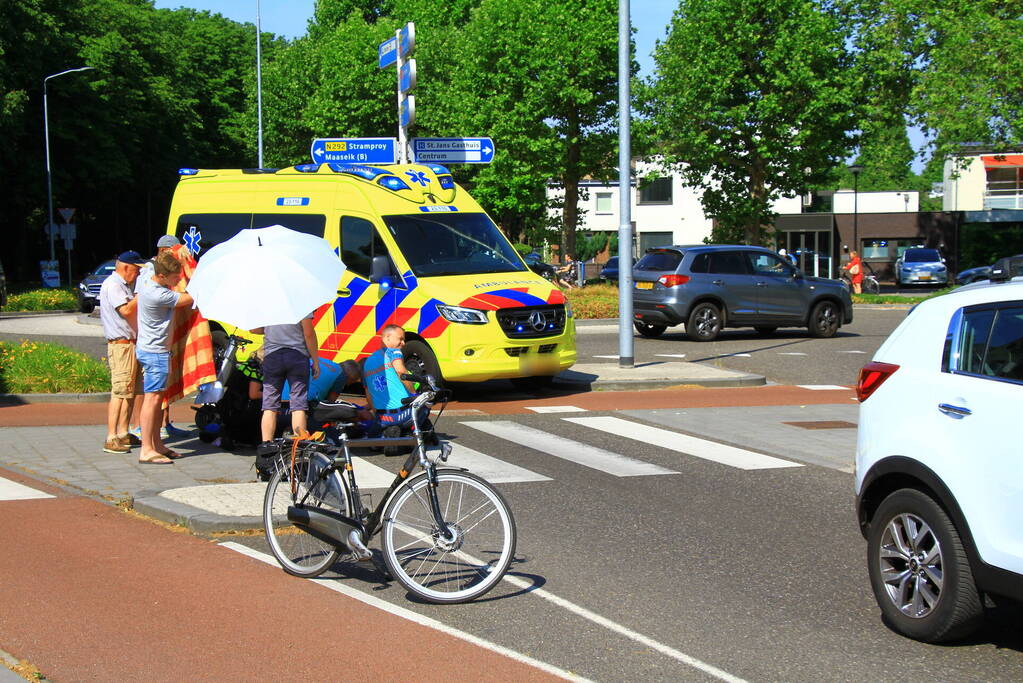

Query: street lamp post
left=44, top=66, right=94, bottom=286
left=848, top=164, right=864, bottom=255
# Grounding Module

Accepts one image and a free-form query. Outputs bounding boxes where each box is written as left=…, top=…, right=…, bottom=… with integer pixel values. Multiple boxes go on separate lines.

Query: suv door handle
left=938, top=403, right=972, bottom=417
left=712, top=279, right=724, bottom=286
left=755, top=281, right=767, bottom=287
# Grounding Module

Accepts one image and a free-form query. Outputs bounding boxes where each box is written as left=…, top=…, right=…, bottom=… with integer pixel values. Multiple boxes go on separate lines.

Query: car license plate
left=918, top=274, right=931, bottom=280
left=635, top=281, right=653, bottom=290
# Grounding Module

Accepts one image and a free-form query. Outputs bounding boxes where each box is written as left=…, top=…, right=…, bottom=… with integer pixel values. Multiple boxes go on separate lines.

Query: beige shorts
left=107, top=342, right=141, bottom=399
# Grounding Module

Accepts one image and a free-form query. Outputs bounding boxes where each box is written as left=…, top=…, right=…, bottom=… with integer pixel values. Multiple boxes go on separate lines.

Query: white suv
left=855, top=276, right=1023, bottom=642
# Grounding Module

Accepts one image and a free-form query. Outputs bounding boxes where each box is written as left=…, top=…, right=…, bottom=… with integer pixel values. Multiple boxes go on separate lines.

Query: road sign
left=399, top=22, right=415, bottom=55
left=399, top=59, right=416, bottom=93
left=411, top=137, right=495, bottom=164
left=400, top=96, right=416, bottom=129
left=310, top=137, right=398, bottom=164
left=58, top=207, right=76, bottom=223
left=378, top=37, right=397, bottom=68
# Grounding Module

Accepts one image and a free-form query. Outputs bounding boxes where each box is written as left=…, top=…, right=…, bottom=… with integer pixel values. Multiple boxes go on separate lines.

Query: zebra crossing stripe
left=797, top=385, right=848, bottom=391
left=0, top=477, right=55, bottom=501
left=564, top=416, right=802, bottom=471
left=351, top=457, right=399, bottom=489
left=461, top=421, right=678, bottom=477
left=526, top=406, right=586, bottom=414
left=445, top=443, right=552, bottom=483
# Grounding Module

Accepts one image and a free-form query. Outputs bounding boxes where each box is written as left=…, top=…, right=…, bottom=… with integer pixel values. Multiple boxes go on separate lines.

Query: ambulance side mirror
left=370, top=255, right=392, bottom=285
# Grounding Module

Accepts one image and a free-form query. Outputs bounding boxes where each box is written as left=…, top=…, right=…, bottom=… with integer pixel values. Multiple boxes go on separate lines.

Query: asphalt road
left=575, top=305, right=911, bottom=386
left=222, top=405, right=1022, bottom=681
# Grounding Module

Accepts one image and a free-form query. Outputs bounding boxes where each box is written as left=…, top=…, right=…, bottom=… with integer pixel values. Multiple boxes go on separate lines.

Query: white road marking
left=837, top=350, right=867, bottom=354
left=655, top=353, right=687, bottom=358
left=564, top=416, right=802, bottom=471
left=461, top=421, right=677, bottom=477
left=591, top=354, right=620, bottom=359
left=728, top=353, right=752, bottom=357
left=778, top=352, right=807, bottom=356
left=0, top=477, right=54, bottom=501
left=444, top=443, right=552, bottom=483
left=219, top=543, right=585, bottom=681
left=797, top=385, right=849, bottom=391
left=526, top=406, right=586, bottom=414
left=351, top=457, right=399, bottom=489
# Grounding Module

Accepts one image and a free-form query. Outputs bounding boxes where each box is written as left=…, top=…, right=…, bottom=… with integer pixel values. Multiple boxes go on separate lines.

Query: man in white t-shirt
left=135, top=251, right=194, bottom=464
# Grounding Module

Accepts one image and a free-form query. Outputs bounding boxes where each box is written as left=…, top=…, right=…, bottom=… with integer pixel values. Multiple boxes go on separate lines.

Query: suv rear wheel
left=687, top=302, right=722, bottom=342
left=867, top=488, right=983, bottom=642
left=634, top=322, right=667, bottom=338
left=808, top=300, right=840, bottom=338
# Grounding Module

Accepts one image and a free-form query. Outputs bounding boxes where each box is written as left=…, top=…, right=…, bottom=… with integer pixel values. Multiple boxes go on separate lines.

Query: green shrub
left=5, top=288, right=77, bottom=311
left=566, top=283, right=619, bottom=319
left=0, top=340, right=110, bottom=394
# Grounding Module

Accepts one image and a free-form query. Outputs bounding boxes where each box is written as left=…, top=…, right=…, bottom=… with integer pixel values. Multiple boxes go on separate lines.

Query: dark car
left=77, top=259, right=116, bottom=313
left=599, top=256, right=619, bottom=283
left=631, top=244, right=853, bottom=341
left=522, top=252, right=556, bottom=282
left=955, top=264, right=992, bottom=285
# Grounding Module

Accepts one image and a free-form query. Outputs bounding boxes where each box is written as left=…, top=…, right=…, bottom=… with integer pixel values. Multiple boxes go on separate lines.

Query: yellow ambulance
left=166, top=162, right=576, bottom=385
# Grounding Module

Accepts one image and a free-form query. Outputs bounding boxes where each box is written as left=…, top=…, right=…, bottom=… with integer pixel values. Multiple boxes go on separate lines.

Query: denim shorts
left=136, top=349, right=170, bottom=394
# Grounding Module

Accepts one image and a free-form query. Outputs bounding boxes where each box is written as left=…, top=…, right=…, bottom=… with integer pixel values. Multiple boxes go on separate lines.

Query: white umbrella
left=187, top=225, right=346, bottom=329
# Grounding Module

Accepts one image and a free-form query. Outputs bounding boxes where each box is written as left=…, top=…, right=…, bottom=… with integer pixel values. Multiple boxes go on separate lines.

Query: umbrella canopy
left=186, top=225, right=346, bottom=330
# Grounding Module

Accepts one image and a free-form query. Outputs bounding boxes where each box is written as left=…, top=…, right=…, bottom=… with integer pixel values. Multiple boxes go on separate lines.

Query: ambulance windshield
left=384, top=212, right=529, bottom=277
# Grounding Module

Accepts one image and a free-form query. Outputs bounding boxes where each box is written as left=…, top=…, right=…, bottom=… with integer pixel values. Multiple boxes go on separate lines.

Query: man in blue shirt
left=362, top=324, right=415, bottom=414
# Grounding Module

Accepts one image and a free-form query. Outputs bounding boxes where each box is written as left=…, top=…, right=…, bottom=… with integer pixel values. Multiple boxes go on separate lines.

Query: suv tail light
left=658, top=274, right=690, bottom=287
left=856, top=361, right=900, bottom=402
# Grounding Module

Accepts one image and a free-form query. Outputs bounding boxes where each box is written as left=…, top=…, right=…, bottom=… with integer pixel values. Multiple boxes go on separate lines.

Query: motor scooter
left=193, top=334, right=263, bottom=450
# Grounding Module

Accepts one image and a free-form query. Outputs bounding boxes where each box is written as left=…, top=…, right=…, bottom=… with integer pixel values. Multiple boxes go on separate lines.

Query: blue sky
left=152, top=1, right=677, bottom=77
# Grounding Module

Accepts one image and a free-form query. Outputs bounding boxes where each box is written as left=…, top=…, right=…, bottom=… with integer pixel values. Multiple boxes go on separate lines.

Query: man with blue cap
left=98, top=250, right=147, bottom=453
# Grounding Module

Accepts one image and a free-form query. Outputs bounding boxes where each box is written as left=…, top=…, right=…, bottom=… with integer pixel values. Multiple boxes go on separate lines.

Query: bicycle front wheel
left=381, top=470, right=516, bottom=604
left=864, top=278, right=881, bottom=295
left=263, top=452, right=348, bottom=578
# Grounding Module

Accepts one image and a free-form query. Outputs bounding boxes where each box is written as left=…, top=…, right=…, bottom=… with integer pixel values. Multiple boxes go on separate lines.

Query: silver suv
left=632, top=245, right=853, bottom=341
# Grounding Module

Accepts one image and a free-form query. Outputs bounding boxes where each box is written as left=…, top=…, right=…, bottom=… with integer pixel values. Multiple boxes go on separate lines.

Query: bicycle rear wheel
left=263, top=452, right=348, bottom=578
left=864, top=277, right=881, bottom=295
left=381, top=470, right=516, bottom=604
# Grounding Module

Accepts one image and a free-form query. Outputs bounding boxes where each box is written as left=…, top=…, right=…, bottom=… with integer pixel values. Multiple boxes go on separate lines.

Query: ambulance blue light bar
left=377, top=175, right=411, bottom=191
left=294, top=164, right=321, bottom=173
left=329, top=164, right=388, bottom=180
left=437, top=175, right=455, bottom=190
left=426, top=164, right=450, bottom=175
left=178, top=168, right=199, bottom=176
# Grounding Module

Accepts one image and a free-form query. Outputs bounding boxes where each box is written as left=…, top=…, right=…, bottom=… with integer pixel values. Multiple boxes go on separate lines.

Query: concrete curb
left=553, top=373, right=764, bottom=391
left=132, top=489, right=264, bottom=534
left=0, top=392, right=110, bottom=404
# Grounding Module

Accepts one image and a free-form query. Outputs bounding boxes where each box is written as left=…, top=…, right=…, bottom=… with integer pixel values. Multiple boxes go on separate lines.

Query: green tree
left=651, top=0, right=857, bottom=245
left=445, top=0, right=628, bottom=255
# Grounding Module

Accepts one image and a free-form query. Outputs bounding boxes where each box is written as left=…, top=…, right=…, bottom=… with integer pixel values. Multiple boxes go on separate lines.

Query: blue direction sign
left=378, top=37, right=397, bottom=68
left=399, top=22, right=415, bottom=55
left=411, top=137, right=495, bottom=164
left=399, top=59, right=416, bottom=93
left=310, top=137, right=398, bottom=164
left=400, top=96, right=416, bottom=128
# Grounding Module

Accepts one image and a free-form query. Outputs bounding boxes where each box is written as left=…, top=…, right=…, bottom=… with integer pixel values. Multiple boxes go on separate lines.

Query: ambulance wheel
left=403, top=340, right=443, bottom=386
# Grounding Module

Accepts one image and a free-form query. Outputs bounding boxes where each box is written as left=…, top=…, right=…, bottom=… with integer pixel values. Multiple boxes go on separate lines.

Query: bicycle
left=840, top=262, right=881, bottom=295
left=261, top=373, right=517, bottom=604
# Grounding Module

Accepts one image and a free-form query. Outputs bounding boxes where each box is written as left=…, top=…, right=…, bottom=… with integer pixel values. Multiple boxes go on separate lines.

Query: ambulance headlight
left=436, top=304, right=488, bottom=325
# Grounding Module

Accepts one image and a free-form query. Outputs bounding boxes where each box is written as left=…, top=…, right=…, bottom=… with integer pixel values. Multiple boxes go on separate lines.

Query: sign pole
left=395, top=28, right=406, bottom=163
left=617, top=0, right=634, bottom=368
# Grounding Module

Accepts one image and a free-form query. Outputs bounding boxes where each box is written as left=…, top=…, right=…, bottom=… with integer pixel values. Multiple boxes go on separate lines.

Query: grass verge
left=4, top=287, right=77, bottom=312
left=0, top=340, right=109, bottom=394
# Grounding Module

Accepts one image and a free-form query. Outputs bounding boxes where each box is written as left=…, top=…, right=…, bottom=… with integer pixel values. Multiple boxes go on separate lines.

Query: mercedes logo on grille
left=528, top=310, right=547, bottom=332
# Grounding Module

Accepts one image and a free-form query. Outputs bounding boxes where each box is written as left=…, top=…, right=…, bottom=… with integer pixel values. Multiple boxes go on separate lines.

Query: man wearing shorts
left=136, top=251, right=194, bottom=464
left=252, top=312, right=320, bottom=446
left=98, top=251, right=146, bottom=453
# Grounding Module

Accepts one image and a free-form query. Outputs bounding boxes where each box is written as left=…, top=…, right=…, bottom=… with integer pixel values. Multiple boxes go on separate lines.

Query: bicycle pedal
left=346, top=530, right=373, bottom=561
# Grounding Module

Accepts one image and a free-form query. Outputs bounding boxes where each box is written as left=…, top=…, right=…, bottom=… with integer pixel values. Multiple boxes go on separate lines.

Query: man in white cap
left=129, top=234, right=191, bottom=440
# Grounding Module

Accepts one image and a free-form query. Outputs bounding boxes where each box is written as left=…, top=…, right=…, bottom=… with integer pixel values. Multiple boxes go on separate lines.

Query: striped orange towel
left=163, top=245, right=217, bottom=409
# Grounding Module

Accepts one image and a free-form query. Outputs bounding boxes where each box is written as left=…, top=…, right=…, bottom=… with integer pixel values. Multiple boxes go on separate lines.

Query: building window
left=638, top=176, right=673, bottom=204
left=595, top=192, right=613, bottom=214
left=861, top=238, right=921, bottom=261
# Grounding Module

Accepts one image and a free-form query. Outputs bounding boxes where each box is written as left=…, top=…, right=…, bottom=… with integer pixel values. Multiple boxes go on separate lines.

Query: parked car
left=522, top=252, right=556, bottom=282
left=989, top=253, right=1023, bottom=281
left=631, top=244, right=853, bottom=341
left=77, top=259, right=116, bottom=313
left=599, top=256, right=619, bottom=283
left=955, top=264, right=992, bottom=285
left=895, top=247, right=948, bottom=286
left=855, top=272, right=1023, bottom=642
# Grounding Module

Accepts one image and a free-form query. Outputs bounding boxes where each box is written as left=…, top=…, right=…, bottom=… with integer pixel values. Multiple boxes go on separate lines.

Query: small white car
left=895, top=247, right=948, bottom=286
left=855, top=274, right=1023, bottom=642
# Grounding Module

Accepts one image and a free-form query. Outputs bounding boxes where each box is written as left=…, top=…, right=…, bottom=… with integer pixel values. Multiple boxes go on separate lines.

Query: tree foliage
left=651, top=0, right=857, bottom=245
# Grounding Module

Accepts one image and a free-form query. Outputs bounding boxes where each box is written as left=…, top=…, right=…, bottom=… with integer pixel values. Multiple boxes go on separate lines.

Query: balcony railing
left=984, top=180, right=1023, bottom=209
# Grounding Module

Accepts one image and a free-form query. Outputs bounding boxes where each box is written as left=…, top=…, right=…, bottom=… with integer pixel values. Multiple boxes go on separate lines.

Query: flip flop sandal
left=139, top=456, right=174, bottom=465
left=160, top=450, right=183, bottom=460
